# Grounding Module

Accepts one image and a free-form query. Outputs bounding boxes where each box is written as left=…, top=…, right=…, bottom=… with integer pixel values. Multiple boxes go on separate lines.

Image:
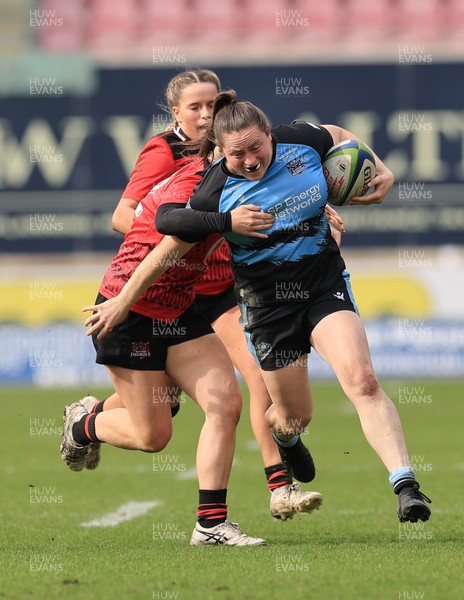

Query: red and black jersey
left=121, top=128, right=234, bottom=295
left=195, top=239, right=233, bottom=295
left=122, top=129, right=193, bottom=202
left=100, top=160, right=223, bottom=320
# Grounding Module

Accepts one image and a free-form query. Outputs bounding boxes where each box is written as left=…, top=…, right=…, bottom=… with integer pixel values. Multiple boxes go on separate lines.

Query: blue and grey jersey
left=156, top=121, right=347, bottom=307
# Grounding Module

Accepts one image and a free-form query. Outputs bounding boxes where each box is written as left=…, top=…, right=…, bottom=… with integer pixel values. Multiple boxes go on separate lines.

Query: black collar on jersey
left=173, top=126, right=190, bottom=142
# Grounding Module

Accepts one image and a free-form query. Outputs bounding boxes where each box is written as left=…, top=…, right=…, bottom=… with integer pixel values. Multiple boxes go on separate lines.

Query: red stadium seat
left=292, top=0, right=344, bottom=42
left=342, top=0, right=394, bottom=40
left=241, top=0, right=294, bottom=41
left=138, top=0, right=192, bottom=44
left=36, top=0, right=87, bottom=52
left=446, top=0, right=464, bottom=44
left=189, top=0, right=243, bottom=42
left=396, top=0, right=446, bottom=41
left=87, top=0, right=139, bottom=49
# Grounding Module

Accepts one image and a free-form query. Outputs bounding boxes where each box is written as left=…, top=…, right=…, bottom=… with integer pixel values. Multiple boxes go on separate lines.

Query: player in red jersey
left=61, top=158, right=274, bottom=545
left=73, top=70, right=341, bottom=520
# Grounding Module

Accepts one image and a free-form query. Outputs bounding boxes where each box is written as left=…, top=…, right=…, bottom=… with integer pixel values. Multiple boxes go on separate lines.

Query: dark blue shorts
left=238, top=272, right=358, bottom=371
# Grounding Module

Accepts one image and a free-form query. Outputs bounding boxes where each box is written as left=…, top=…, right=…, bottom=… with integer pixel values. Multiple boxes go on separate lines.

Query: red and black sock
left=197, top=489, right=228, bottom=528
left=91, top=400, right=105, bottom=414
left=72, top=414, right=101, bottom=446
left=265, top=463, right=292, bottom=491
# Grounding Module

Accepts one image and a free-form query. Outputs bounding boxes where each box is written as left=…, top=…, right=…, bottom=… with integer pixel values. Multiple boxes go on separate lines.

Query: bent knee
left=221, top=392, right=242, bottom=425
left=206, top=388, right=242, bottom=426
left=346, top=370, right=380, bottom=399
left=280, top=412, right=312, bottom=436
left=138, top=430, right=172, bottom=453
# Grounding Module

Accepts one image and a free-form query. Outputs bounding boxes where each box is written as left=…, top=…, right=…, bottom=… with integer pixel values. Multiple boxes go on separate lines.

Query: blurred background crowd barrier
left=1, top=0, right=463, bottom=386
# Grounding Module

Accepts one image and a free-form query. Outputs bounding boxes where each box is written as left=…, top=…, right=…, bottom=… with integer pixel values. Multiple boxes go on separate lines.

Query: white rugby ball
left=322, top=140, right=376, bottom=206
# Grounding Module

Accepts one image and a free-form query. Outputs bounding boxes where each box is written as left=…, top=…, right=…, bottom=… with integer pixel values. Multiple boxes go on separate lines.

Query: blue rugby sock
left=389, top=466, right=416, bottom=494
left=272, top=433, right=299, bottom=448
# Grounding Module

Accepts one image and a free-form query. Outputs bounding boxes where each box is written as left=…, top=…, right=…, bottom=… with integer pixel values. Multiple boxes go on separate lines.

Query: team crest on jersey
left=255, top=342, right=273, bottom=361
left=285, top=157, right=306, bottom=176
left=130, top=341, right=151, bottom=359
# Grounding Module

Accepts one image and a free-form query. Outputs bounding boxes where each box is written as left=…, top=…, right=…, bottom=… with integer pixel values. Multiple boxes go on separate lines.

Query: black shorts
left=92, top=293, right=214, bottom=371
left=239, top=272, right=359, bottom=371
left=194, top=285, right=237, bottom=325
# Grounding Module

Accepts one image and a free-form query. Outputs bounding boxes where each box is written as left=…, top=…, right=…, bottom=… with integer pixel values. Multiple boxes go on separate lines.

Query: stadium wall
left=1, top=63, right=463, bottom=251
left=1, top=63, right=463, bottom=385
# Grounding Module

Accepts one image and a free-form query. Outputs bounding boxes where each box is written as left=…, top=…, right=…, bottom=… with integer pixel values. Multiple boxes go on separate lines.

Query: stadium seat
left=342, top=0, right=394, bottom=40
left=292, top=0, right=343, bottom=42
left=241, top=0, right=294, bottom=41
left=37, top=0, right=87, bottom=52
left=446, top=0, right=464, bottom=45
left=138, top=0, right=192, bottom=44
left=189, top=0, right=243, bottom=42
left=396, top=0, right=446, bottom=41
left=88, top=0, right=139, bottom=49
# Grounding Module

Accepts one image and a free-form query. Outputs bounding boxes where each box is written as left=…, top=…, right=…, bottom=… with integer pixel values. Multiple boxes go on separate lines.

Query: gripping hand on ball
left=349, top=159, right=394, bottom=205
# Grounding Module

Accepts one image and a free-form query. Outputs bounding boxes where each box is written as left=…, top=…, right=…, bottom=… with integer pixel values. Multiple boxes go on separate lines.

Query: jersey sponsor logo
left=267, top=182, right=322, bottom=218
left=333, top=292, right=345, bottom=301
left=285, top=157, right=306, bottom=176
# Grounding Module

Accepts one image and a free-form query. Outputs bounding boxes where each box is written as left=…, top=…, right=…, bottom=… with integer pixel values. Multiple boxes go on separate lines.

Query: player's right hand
left=82, top=297, right=129, bottom=340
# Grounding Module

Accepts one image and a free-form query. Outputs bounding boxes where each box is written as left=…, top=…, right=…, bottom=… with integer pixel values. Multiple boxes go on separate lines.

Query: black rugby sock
left=197, top=489, right=228, bottom=528
left=265, top=463, right=293, bottom=491
left=72, top=414, right=100, bottom=446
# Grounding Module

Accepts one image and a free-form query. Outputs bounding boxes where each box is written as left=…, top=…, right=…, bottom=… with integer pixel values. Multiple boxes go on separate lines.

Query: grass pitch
left=2, top=381, right=463, bottom=600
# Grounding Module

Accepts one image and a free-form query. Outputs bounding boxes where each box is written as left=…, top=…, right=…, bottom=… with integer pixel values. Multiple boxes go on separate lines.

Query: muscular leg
left=93, top=367, right=173, bottom=451
left=212, top=307, right=322, bottom=518
left=258, top=359, right=313, bottom=440
left=211, top=306, right=282, bottom=468
left=310, top=310, right=409, bottom=472
left=99, top=392, right=123, bottom=409
left=93, top=374, right=181, bottom=411
left=166, top=333, right=242, bottom=490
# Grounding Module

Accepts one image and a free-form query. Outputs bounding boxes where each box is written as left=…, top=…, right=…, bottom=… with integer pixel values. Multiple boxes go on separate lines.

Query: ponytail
left=199, top=90, right=238, bottom=159
left=199, top=90, right=269, bottom=161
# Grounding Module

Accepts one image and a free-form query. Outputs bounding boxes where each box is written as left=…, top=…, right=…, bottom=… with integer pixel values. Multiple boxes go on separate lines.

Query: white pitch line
left=81, top=500, right=162, bottom=528
left=177, top=467, right=197, bottom=480
left=176, top=458, right=238, bottom=481
left=244, top=439, right=259, bottom=451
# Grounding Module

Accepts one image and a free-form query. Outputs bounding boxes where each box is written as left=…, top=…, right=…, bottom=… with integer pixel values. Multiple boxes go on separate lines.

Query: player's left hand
left=324, top=204, right=345, bottom=233
left=82, top=297, right=129, bottom=340
left=329, top=225, right=342, bottom=247
left=349, top=165, right=394, bottom=205
left=230, top=204, right=275, bottom=238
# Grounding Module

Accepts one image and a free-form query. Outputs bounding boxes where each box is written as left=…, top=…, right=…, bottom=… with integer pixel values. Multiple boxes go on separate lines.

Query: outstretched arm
left=83, top=236, right=193, bottom=339
left=83, top=205, right=275, bottom=340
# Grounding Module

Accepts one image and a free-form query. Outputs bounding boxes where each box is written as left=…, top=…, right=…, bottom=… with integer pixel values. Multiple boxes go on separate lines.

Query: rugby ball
left=322, top=140, right=376, bottom=206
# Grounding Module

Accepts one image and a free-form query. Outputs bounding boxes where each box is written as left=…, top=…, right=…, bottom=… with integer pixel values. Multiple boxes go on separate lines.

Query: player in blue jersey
left=85, top=91, right=431, bottom=524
